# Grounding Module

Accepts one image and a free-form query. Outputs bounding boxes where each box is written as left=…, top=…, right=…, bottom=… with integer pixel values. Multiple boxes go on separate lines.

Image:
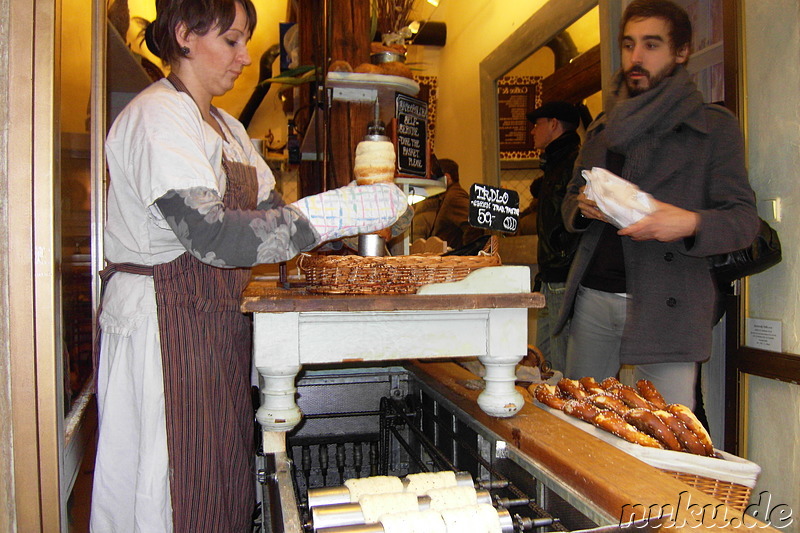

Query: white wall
left=743, top=0, right=800, bottom=526
left=409, top=0, right=549, bottom=187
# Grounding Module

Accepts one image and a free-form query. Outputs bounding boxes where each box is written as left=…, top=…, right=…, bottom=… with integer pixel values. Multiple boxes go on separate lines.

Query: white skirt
left=91, top=298, right=173, bottom=533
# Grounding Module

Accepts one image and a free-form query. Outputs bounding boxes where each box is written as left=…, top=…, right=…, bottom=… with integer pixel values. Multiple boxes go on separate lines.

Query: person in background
left=557, top=0, right=758, bottom=409
left=92, top=1, right=408, bottom=530
left=408, top=156, right=443, bottom=244
left=526, top=101, right=587, bottom=373
left=412, top=157, right=482, bottom=250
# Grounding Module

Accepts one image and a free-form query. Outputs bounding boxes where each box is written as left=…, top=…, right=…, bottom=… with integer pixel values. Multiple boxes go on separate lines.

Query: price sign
left=468, top=183, right=520, bottom=233
left=395, top=93, right=428, bottom=178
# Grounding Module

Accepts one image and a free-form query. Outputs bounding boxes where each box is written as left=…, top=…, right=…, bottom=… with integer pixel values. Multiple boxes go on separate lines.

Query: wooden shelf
left=326, top=71, right=420, bottom=124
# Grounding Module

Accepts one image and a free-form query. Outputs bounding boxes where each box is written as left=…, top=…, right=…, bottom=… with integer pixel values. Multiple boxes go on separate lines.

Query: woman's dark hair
left=620, top=0, right=692, bottom=56
left=145, top=0, right=257, bottom=65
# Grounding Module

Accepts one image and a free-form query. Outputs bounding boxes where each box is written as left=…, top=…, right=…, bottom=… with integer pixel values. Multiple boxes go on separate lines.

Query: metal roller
left=497, top=507, right=515, bottom=533
left=316, top=524, right=384, bottom=533
left=311, top=503, right=365, bottom=531
left=475, top=489, right=492, bottom=505
left=311, top=495, right=429, bottom=531
left=317, top=508, right=508, bottom=533
left=454, top=471, right=474, bottom=487
left=307, top=485, right=352, bottom=509
left=309, top=471, right=474, bottom=510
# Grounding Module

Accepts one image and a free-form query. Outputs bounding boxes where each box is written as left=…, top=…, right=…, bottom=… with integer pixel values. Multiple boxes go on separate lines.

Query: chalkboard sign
left=395, top=93, right=428, bottom=178
left=468, top=183, right=520, bottom=233
left=497, top=76, right=541, bottom=160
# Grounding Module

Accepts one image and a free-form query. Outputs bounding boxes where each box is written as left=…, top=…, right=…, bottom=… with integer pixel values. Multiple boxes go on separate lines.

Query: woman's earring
left=180, top=46, right=190, bottom=56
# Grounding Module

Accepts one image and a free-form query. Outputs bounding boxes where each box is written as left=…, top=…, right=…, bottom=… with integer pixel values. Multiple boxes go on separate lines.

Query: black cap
left=526, top=101, right=580, bottom=127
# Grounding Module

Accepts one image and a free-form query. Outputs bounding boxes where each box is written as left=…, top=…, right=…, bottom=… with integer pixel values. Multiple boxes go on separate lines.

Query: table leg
left=257, top=364, right=303, bottom=432
left=477, top=355, right=524, bottom=417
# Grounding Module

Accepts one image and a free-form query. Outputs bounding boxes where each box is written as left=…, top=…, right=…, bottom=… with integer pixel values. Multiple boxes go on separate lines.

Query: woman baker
left=91, top=1, right=408, bottom=530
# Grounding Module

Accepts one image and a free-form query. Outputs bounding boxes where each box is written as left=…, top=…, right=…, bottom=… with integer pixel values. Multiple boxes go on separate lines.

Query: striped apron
left=154, top=73, right=257, bottom=531
left=152, top=156, right=257, bottom=532
left=97, top=103, right=259, bottom=531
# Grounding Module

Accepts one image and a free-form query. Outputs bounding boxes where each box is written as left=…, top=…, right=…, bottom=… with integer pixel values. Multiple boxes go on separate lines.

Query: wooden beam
left=328, top=0, right=373, bottom=189
left=541, top=44, right=601, bottom=104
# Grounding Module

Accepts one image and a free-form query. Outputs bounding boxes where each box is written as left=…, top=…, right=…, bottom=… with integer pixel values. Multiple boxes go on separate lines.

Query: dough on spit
left=354, top=140, right=396, bottom=185
left=344, top=476, right=403, bottom=502
left=403, top=471, right=458, bottom=496
left=380, top=510, right=447, bottom=533
left=359, top=492, right=418, bottom=523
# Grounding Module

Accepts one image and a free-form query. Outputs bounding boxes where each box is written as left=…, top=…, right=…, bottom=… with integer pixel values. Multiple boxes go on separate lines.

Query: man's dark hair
left=437, top=158, right=459, bottom=183
left=558, top=119, right=578, bottom=133
left=620, top=0, right=692, bottom=56
left=148, top=0, right=257, bottom=66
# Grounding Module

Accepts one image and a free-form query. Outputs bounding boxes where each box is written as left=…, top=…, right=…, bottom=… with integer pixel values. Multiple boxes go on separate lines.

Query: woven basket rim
left=659, top=468, right=752, bottom=511
left=298, top=236, right=500, bottom=294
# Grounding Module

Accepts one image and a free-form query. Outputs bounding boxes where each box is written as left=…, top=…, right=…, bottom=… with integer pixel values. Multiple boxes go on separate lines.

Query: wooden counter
left=410, top=361, right=777, bottom=532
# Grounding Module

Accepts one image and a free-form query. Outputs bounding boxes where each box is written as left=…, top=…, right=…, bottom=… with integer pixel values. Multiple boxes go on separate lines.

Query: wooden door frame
left=6, top=0, right=104, bottom=529
left=479, top=0, right=603, bottom=187
left=7, top=0, right=62, bottom=528
left=719, top=0, right=800, bottom=454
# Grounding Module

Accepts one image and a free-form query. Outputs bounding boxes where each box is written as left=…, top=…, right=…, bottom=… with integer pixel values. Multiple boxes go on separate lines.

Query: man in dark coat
left=557, top=0, right=758, bottom=408
left=526, top=101, right=584, bottom=372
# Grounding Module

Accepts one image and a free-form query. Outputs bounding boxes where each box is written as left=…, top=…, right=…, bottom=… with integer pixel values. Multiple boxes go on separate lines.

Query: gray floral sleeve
left=155, top=187, right=320, bottom=267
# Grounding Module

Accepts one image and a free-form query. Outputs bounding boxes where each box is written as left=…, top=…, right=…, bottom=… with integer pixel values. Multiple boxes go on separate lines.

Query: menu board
left=395, top=93, right=428, bottom=178
left=497, top=76, right=541, bottom=160
left=468, top=183, right=520, bottom=234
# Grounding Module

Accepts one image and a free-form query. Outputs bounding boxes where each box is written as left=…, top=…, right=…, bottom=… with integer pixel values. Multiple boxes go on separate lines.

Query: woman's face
left=179, top=2, right=252, bottom=99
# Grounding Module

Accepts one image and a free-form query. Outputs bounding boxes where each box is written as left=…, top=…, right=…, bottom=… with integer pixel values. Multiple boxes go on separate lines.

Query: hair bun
left=144, top=21, right=161, bottom=58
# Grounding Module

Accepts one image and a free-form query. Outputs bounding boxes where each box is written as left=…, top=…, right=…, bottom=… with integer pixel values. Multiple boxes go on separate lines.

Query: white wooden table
left=240, top=266, right=544, bottom=451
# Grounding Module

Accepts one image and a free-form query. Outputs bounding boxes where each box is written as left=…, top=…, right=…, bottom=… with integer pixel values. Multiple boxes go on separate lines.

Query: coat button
left=664, top=252, right=674, bottom=262
left=666, top=297, right=677, bottom=307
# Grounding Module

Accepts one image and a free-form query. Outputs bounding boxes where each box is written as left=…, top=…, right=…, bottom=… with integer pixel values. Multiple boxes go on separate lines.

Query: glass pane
left=60, top=0, right=94, bottom=413
left=678, top=0, right=725, bottom=103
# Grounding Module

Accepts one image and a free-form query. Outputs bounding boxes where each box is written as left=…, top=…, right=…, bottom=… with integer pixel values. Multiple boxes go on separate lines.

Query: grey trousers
left=535, top=281, right=570, bottom=373
left=565, top=285, right=698, bottom=408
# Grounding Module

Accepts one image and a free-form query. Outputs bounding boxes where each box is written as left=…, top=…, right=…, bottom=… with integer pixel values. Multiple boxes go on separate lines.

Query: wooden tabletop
left=240, top=279, right=545, bottom=313
left=410, top=361, right=777, bottom=532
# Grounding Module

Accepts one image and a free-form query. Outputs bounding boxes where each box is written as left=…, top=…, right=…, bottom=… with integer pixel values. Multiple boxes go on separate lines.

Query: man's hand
left=577, top=186, right=607, bottom=221
left=618, top=199, right=699, bottom=242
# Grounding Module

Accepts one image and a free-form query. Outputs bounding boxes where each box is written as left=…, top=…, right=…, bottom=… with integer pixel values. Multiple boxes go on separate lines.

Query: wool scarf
left=604, top=65, right=705, bottom=184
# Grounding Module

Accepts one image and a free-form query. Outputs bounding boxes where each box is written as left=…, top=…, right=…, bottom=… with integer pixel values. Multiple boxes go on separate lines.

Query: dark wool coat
left=536, top=129, right=582, bottom=283
left=558, top=89, right=758, bottom=365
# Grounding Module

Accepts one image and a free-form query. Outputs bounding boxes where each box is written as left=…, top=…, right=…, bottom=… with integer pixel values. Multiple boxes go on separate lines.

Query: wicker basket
left=534, top=400, right=761, bottom=513
left=299, top=236, right=501, bottom=294
left=659, top=469, right=752, bottom=511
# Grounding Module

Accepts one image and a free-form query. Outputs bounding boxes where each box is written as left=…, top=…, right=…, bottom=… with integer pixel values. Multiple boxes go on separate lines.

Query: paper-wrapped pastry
left=582, top=167, right=654, bottom=228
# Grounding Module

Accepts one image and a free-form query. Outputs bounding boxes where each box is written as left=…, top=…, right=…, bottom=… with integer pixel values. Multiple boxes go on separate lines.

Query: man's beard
left=624, top=61, right=677, bottom=96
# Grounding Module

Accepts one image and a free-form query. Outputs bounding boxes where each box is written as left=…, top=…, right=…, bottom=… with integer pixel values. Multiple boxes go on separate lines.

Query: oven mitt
left=290, top=183, right=408, bottom=243
left=582, top=167, right=655, bottom=229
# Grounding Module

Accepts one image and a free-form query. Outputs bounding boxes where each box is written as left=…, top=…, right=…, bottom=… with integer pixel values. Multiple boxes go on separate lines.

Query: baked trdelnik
left=532, top=378, right=716, bottom=456
left=354, top=140, right=396, bottom=185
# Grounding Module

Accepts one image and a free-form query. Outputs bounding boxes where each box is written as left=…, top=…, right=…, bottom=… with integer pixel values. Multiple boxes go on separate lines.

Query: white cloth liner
left=535, top=400, right=761, bottom=488
left=582, top=167, right=655, bottom=229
